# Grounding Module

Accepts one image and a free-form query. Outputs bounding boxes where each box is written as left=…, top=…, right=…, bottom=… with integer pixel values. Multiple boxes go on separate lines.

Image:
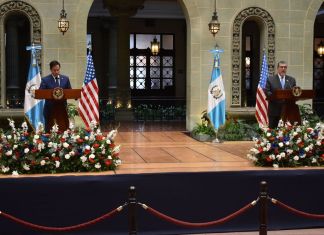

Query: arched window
left=0, top=1, right=41, bottom=108
left=232, top=7, right=275, bottom=107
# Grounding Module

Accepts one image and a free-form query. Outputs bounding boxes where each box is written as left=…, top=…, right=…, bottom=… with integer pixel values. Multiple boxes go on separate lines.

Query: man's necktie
left=281, top=78, right=285, bottom=89
left=55, top=77, right=59, bottom=87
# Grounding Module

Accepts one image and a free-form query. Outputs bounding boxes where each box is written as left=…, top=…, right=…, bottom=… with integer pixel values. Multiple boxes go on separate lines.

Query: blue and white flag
left=24, top=45, right=44, bottom=131
left=207, top=48, right=226, bottom=129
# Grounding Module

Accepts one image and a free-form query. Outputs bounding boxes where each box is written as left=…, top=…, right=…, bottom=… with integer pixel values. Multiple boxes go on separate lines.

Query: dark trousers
left=268, top=116, right=280, bottom=129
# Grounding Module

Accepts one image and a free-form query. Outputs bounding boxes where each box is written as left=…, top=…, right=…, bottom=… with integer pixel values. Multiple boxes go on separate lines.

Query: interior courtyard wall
left=181, top=0, right=322, bottom=130
left=0, top=0, right=322, bottom=130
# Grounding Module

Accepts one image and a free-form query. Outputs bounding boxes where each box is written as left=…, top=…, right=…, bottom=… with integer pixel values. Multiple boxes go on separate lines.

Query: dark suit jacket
left=265, top=74, right=296, bottom=117
left=39, top=74, right=72, bottom=120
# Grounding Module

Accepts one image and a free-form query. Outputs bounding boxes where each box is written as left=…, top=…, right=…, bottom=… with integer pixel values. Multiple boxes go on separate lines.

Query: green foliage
left=218, top=115, right=259, bottom=141
left=192, top=121, right=216, bottom=137
left=299, top=104, right=322, bottom=127
left=67, top=103, right=79, bottom=118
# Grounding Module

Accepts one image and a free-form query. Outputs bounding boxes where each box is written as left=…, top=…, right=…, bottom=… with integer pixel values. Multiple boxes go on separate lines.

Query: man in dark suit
left=265, top=61, right=296, bottom=129
left=39, top=60, right=72, bottom=132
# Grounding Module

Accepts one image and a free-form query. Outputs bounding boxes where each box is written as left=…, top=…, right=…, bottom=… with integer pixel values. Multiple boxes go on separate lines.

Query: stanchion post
left=128, top=186, right=137, bottom=235
left=259, top=181, right=268, bottom=235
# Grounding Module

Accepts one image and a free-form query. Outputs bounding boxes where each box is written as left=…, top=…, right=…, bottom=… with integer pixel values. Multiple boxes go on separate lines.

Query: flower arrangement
left=0, top=119, right=121, bottom=175
left=248, top=120, right=324, bottom=168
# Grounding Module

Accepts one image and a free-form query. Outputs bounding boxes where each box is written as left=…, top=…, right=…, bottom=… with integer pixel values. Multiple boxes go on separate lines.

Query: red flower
left=298, top=142, right=304, bottom=148
left=93, top=143, right=100, bottom=149
left=77, top=138, right=84, bottom=144
left=96, top=135, right=103, bottom=141
left=60, top=137, right=66, bottom=142
left=105, top=160, right=112, bottom=166
left=89, top=158, right=95, bottom=163
left=266, top=156, right=273, bottom=162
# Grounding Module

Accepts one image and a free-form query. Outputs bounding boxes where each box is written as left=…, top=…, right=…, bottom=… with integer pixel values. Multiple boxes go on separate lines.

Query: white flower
left=266, top=132, right=271, bottom=137
left=13, top=145, right=18, bottom=150
left=48, top=142, right=53, bottom=148
left=293, top=132, right=298, bottom=137
left=293, top=156, right=299, bottom=161
left=85, top=145, right=91, bottom=151
left=287, top=149, right=293, bottom=155
left=21, top=122, right=28, bottom=131
left=305, top=147, right=309, bottom=152
left=108, top=155, right=112, bottom=160
left=285, top=141, right=290, bottom=146
left=276, top=154, right=281, bottom=160
left=270, top=154, right=276, bottom=160
left=108, top=130, right=118, bottom=141
left=65, top=154, right=71, bottom=160
left=115, top=159, right=122, bottom=165
left=312, top=158, right=317, bottom=163
left=89, top=154, right=95, bottom=159
left=40, top=160, right=46, bottom=166
left=55, top=161, right=60, bottom=168
left=5, top=150, right=12, bottom=156
left=63, top=142, right=69, bottom=148
left=23, top=164, right=30, bottom=171
left=278, top=142, right=284, bottom=148
left=24, top=148, right=29, bottom=154
left=12, top=171, right=19, bottom=176
left=34, top=134, right=40, bottom=140
left=113, top=145, right=121, bottom=154
left=69, top=151, right=75, bottom=156
left=273, top=164, right=279, bottom=168
left=1, top=166, right=10, bottom=173
left=317, top=141, right=321, bottom=146
left=80, top=156, right=87, bottom=163
left=7, top=135, right=12, bottom=140
left=95, top=163, right=101, bottom=169
left=85, top=136, right=89, bottom=141
left=280, top=152, right=286, bottom=158
left=106, top=139, right=111, bottom=144
left=51, top=124, right=59, bottom=133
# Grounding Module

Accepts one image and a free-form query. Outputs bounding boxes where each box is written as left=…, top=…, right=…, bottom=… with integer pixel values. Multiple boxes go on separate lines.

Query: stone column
left=103, top=0, right=145, bottom=117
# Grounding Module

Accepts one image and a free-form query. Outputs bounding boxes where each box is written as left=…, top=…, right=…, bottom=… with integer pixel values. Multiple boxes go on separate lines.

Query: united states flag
left=255, top=51, right=269, bottom=127
left=79, top=52, right=99, bottom=128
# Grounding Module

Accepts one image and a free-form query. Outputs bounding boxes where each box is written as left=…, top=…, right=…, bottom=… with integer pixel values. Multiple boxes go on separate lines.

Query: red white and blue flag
left=79, top=52, right=99, bottom=128
left=255, top=51, right=269, bottom=126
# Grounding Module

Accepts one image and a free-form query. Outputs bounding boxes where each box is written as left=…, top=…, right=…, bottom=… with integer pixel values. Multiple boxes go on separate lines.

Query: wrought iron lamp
left=58, top=0, right=69, bottom=35
left=208, top=0, right=220, bottom=37
left=150, top=36, right=160, bottom=55
left=317, top=41, right=324, bottom=57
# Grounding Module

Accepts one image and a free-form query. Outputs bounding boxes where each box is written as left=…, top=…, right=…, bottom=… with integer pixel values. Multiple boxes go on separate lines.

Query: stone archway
left=231, top=7, right=275, bottom=106
left=0, top=0, right=41, bottom=107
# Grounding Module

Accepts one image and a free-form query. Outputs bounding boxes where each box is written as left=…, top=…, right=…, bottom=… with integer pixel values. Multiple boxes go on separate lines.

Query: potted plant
left=67, top=103, right=79, bottom=126
left=191, top=119, right=216, bottom=142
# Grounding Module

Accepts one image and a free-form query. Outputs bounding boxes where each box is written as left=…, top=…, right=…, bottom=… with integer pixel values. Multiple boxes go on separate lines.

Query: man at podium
left=265, top=61, right=296, bottom=129
left=39, top=60, right=72, bottom=132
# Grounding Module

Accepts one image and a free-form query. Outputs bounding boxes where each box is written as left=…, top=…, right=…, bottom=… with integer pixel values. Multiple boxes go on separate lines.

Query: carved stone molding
left=232, top=7, right=275, bottom=106
left=0, top=1, right=41, bottom=43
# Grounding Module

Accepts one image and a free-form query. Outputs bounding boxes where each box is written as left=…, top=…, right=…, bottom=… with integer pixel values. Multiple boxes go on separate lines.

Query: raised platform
left=0, top=129, right=324, bottom=235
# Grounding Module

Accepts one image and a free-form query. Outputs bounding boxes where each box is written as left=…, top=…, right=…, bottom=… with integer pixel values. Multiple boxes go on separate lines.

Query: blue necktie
left=55, top=77, right=59, bottom=87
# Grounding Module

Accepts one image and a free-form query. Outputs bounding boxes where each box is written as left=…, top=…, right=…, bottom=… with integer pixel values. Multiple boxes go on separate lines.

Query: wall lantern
left=150, top=36, right=160, bottom=55
left=58, top=0, right=69, bottom=35
left=208, top=0, right=220, bottom=37
left=317, top=41, right=324, bottom=57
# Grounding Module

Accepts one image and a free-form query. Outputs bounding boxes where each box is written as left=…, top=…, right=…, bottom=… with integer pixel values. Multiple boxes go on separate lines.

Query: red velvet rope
left=0, top=206, right=122, bottom=232
left=142, top=202, right=255, bottom=228
left=272, top=198, right=324, bottom=219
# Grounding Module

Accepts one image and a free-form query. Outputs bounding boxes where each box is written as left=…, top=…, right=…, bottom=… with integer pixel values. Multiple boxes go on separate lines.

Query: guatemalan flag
left=24, top=47, right=44, bottom=131
left=207, top=48, right=226, bottom=130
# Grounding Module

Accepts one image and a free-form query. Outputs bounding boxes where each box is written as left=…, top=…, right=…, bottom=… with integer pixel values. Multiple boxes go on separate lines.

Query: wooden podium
left=270, top=88, right=314, bottom=125
left=35, top=89, right=81, bottom=132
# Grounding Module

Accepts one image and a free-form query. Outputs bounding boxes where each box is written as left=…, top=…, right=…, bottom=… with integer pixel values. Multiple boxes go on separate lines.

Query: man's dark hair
left=49, top=60, right=61, bottom=69
left=277, top=61, right=287, bottom=68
